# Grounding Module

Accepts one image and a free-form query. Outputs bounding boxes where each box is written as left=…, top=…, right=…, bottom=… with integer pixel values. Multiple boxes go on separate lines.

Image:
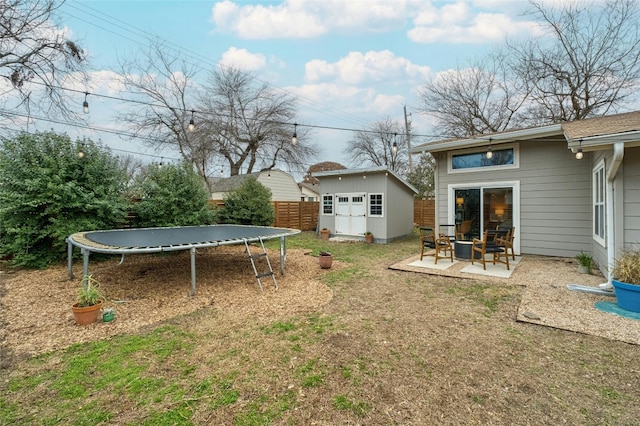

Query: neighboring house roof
left=209, top=172, right=260, bottom=193
left=298, top=181, right=319, bottom=194
left=410, top=110, right=640, bottom=154
left=313, top=166, right=419, bottom=194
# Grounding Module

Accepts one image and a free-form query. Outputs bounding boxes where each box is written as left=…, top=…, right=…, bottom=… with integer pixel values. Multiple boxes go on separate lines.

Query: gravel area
left=390, top=253, right=640, bottom=345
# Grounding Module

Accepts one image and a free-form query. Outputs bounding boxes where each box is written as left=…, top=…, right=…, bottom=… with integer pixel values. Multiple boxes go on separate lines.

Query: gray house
left=313, top=166, right=418, bottom=243
left=410, top=110, right=640, bottom=285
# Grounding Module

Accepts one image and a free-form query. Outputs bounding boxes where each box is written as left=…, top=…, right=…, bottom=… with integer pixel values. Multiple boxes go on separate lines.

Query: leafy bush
left=218, top=177, right=275, bottom=226
left=130, top=162, right=217, bottom=227
left=0, top=132, right=129, bottom=268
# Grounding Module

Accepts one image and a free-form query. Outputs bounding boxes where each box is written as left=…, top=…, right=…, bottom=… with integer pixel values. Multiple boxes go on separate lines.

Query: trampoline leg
left=82, top=248, right=90, bottom=278
left=279, top=236, right=286, bottom=275
left=67, top=238, right=74, bottom=280
left=190, top=247, right=196, bottom=297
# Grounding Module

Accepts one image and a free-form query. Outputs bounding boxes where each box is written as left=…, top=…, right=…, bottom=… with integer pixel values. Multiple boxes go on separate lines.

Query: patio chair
left=455, top=219, right=473, bottom=241
left=471, top=229, right=510, bottom=270
left=420, top=226, right=453, bottom=264
left=496, top=226, right=516, bottom=260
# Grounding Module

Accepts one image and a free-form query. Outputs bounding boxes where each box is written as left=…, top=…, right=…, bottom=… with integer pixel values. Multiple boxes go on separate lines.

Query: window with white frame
left=322, top=194, right=334, bottom=215
left=369, top=193, right=383, bottom=217
left=448, top=143, right=519, bottom=174
left=593, top=160, right=606, bottom=245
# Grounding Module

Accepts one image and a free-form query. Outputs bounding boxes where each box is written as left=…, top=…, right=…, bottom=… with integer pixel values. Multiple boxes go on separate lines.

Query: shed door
left=335, top=193, right=366, bottom=235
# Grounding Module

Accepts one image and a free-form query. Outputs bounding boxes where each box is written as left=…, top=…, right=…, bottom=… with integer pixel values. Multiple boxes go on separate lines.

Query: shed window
left=322, top=195, right=334, bottom=215
left=369, top=193, right=383, bottom=217
left=593, top=160, right=606, bottom=245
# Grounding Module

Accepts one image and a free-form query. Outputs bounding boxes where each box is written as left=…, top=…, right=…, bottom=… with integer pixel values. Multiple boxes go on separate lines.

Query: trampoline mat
left=83, top=225, right=295, bottom=249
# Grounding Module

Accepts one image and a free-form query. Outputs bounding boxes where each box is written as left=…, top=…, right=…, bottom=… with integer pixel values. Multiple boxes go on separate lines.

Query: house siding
left=256, top=170, right=301, bottom=202
left=624, top=146, right=640, bottom=249
left=437, top=140, right=593, bottom=257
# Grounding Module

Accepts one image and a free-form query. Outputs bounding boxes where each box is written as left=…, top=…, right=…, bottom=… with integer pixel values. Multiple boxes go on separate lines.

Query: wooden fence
left=128, top=199, right=432, bottom=231
left=414, top=199, right=435, bottom=227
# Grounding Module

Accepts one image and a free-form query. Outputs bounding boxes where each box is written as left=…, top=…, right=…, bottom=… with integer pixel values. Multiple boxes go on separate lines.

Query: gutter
left=601, top=142, right=625, bottom=289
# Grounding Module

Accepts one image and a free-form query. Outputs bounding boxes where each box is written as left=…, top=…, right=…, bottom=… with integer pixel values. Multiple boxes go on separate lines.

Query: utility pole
left=403, top=105, right=413, bottom=172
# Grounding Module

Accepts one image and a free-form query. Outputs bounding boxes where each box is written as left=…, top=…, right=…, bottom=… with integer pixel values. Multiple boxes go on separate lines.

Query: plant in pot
left=72, top=274, right=105, bottom=325
left=318, top=251, right=333, bottom=269
left=364, top=231, right=374, bottom=244
left=575, top=251, right=593, bottom=274
left=320, top=228, right=330, bottom=240
left=611, top=250, right=640, bottom=313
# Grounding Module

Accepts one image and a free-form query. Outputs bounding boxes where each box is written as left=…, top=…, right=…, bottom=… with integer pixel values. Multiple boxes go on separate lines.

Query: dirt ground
left=0, top=245, right=333, bottom=366
left=2, top=241, right=640, bottom=424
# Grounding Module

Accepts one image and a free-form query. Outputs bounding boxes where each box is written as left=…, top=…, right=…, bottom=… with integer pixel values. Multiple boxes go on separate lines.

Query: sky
left=49, top=0, right=547, bottom=178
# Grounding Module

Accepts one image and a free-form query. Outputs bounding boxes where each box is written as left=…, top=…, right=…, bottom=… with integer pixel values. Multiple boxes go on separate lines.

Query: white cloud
left=408, top=2, right=541, bottom=44
left=219, top=47, right=267, bottom=71
left=305, top=50, right=431, bottom=85
left=210, top=0, right=407, bottom=39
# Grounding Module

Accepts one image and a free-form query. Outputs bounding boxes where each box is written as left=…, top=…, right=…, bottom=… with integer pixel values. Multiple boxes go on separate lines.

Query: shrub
left=218, top=177, right=275, bottom=226
left=130, top=162, right=217, bottom=227
left=0, top=132, right=129, bottom=268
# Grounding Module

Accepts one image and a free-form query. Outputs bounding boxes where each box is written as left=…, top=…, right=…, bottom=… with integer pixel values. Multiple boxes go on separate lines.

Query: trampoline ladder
left=244, top=238, right=278, bottom=291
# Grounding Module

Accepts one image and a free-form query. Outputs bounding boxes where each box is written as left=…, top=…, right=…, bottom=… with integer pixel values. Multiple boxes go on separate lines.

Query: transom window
left=369, top=193, right=383, bottom=217
left=448, top=143, right=519, bottom=174
left=322, top=195, right=334, bottom=215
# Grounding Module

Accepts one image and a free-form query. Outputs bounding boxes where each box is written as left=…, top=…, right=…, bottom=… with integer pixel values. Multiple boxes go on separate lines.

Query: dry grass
left=1, top=233, right=640, bottom=425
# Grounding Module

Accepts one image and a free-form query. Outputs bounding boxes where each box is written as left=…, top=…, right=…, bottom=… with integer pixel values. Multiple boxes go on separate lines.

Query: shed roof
left=313, top=166, right=418, bottom=194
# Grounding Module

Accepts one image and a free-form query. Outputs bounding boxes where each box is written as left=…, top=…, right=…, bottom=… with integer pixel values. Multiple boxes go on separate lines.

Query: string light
left=77, top=142, right=85, bottom=158
left=486, top=138, right=493, bottom=159
left=292, top=123, right=298, bottom=145
left=576, top=139, right=583, bottom=159
left=188, top=110, right=195, bottom=132
left=392, top=132, right=398, bottom=154
left=82, top=92, right=89, bottom=114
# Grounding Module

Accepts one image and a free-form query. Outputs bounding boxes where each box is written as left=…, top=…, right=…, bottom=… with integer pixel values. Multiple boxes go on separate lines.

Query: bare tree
left=117, top=41, right=204, bottom=177
left=510, top=0, right=640, bottom=122
left=419, top=56, right=528, bottom=138
left=344, top=117, right=408, bottom=175
left=406, top=153, right=435, bottom=199
left=198, top=66, right=317, bottom=177
left=1, top=0, right=86, bottom=118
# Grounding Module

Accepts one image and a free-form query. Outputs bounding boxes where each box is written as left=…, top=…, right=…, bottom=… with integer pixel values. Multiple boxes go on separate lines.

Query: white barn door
left=335, top=193, right=366, bottom=235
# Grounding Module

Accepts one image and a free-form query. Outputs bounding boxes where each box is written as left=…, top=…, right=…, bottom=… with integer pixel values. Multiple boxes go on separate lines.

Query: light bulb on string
left=392, top=133, right=398, bottom=154
left=188, top=110, right=195, bottom=132
left=486, top=138, right=493, bottom=159
left=82, top=92, right=89, bottom=114
left=292, top=123, right=298, bottom=145
left=576, top=139, right=584, bottom=159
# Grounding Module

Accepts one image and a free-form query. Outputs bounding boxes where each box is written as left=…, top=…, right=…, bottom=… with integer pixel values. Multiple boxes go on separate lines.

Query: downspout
left=433, top=152, right=440, bottom=231
left=601, top=142, right=625, bottom=289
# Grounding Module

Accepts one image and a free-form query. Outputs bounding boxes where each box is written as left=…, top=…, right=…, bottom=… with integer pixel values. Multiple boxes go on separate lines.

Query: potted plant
left=364, top=231, right=374, bottom=244
left=575, top=251, right=593, bottom=274
left=71, top=274, right=104, bottom=325
left=611, top=250, right=640, bottom=313
left=320, top=228, right=330, bottom=240
left=318, top=251, right=333, bottom=269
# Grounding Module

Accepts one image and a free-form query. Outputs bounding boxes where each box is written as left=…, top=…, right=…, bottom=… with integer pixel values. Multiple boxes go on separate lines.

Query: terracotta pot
left=320, top=229, right=330, bottom=240
left=365, top=234, right=374, bottom=244
left=72, top=300, right=103, bottom=325
left=319, top=254, right=333, bottom=269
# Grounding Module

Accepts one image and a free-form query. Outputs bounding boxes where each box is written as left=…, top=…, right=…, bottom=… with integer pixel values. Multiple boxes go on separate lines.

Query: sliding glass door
left=453, top=186, right=514, bottom=240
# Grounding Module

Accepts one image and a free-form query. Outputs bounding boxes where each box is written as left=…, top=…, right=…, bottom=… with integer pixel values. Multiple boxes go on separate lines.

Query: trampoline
left=67, top=224, right=301, bottom=295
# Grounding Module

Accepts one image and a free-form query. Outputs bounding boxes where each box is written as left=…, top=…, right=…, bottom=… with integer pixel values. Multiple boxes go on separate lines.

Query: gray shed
left=313, top=166, right=418, bottom=243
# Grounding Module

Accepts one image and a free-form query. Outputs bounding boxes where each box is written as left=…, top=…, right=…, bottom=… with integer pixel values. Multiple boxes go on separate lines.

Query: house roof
left=298, top=181, right=319, bottom=193
left=209, top=172, right=261, bottom=193
left=313, top=166, right=419, bottom=194
left=410, top=110, right=640, bottom=154
left=562, top=110, right=640, bottom=141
